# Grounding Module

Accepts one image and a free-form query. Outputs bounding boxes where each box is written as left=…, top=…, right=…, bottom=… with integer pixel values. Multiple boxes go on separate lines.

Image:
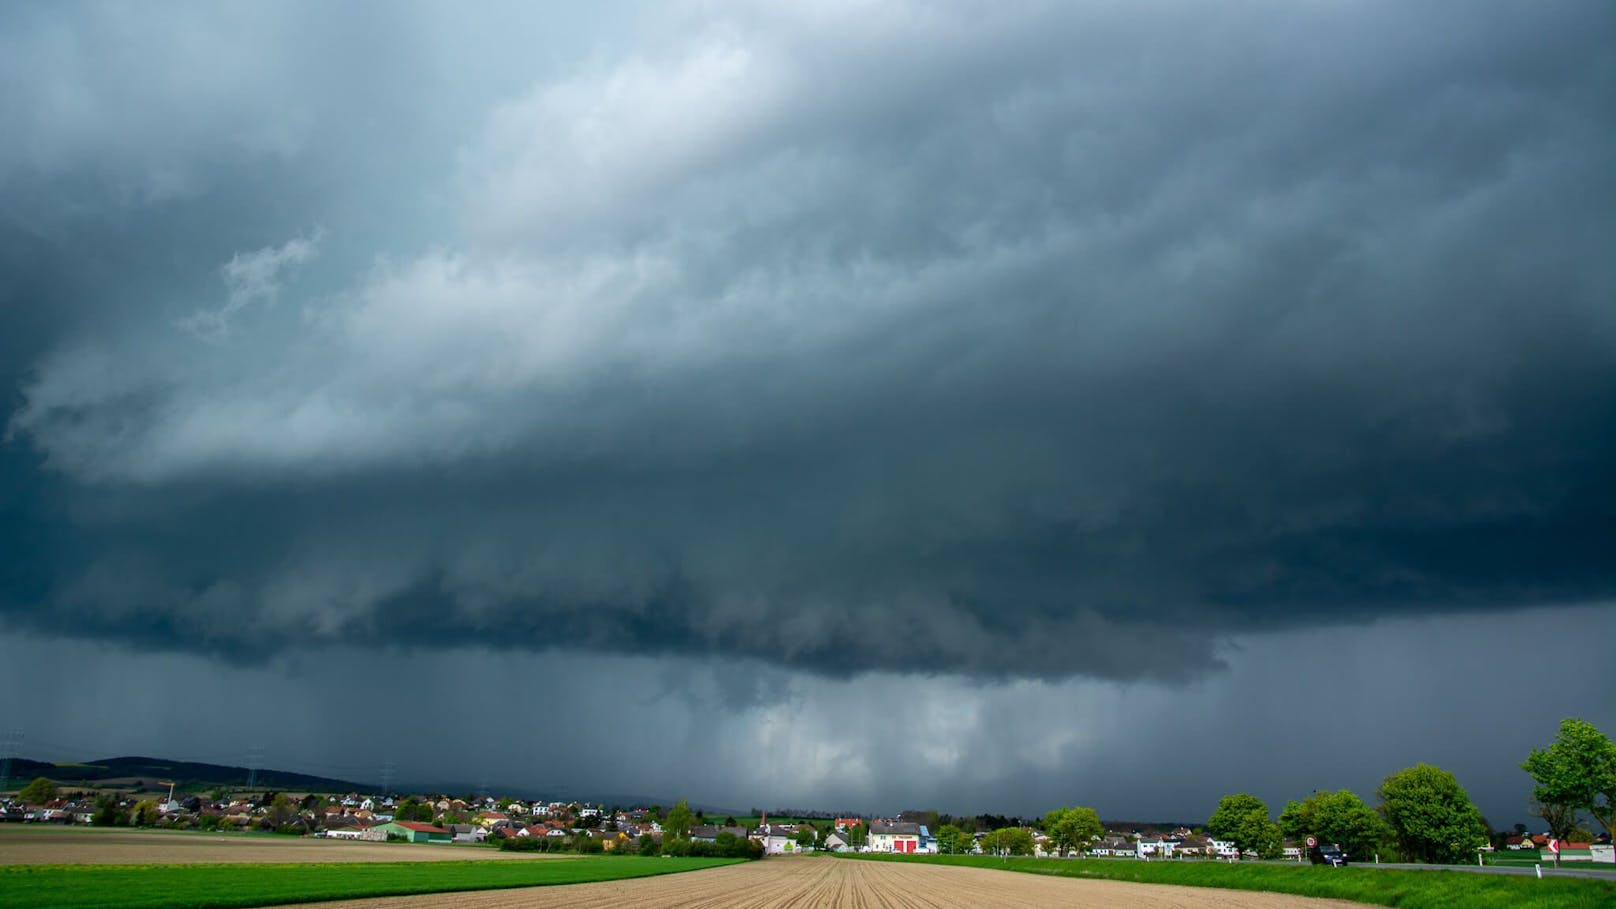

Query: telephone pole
left=0, top=730, right=21, bottom=795
left=246, top=744, right=264, bottom=792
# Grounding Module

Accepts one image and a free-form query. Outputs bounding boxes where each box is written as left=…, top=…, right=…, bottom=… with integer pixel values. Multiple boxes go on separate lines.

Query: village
left=7, top=781, right=1606, bottom=865
left=0, top=786, right=1277, bottom=859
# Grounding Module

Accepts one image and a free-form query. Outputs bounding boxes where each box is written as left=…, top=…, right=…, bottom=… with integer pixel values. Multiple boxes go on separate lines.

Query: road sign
left=1547, top=838, right=1560, bottom=854
left=1305, top=836, right=1317, bottom=848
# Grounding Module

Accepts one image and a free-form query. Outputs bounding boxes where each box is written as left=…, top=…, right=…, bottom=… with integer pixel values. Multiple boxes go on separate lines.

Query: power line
left=246, top=744, right=264, bottom=791
left=0, top=730, right=21, bottom=794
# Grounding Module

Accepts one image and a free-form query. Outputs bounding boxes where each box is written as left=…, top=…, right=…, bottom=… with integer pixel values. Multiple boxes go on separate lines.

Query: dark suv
left=1308, top=843, right=1348, bottom=866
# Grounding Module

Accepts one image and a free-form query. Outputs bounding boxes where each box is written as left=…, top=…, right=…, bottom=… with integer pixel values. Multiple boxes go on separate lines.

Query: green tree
left=1001, top=827, right=1035, bottom=856
left=394, top=797, right=434, bottom=823
left=1377, top=764, right=1488, bottom=864
left=848, top=821, right=868, bottom=848
left=1207, top=793, right=1281, bottom=858
left=268, top=793, right=297, bottom=828
left=1522, top=718, right=1616, bottom=839
left=1277, top=790, right=1387, bottom=860
left=1530, top=798, right=1582, bottom=842
left=17, top=777, right=57, bottom=804
left=132, top=799, right=161, bottom=827
left=92, top=794, right=126, bottom=827
left=1043, top=806, right=1102, bottom=856
left=1277, top=799, right=1308, bottom=843
left=979, top=827, right=1002, bottom=855
left=936, top=823, right=963, bottom=854
left=665, top=799, right=694, bottom=840
left=981, top=826, right=1034, bottom=856
left=793, top=826, right=816, bottom=848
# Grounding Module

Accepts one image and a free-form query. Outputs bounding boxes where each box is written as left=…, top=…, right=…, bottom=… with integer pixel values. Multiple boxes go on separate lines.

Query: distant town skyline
left=1, top=1, right=1611, bottom=833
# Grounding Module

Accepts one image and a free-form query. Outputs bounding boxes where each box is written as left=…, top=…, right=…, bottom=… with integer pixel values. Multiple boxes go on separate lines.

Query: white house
left=1092, top=836, right=1131, bottom=857
left=1136, top=839, right=1175, bottom=859
left=869, top=822, right=923, bottom=854
left=759, top=832, right=806, bottom=854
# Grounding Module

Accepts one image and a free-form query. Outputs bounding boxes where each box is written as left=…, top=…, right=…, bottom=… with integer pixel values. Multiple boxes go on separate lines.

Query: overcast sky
left=1, top=1, right=1612, bottom=828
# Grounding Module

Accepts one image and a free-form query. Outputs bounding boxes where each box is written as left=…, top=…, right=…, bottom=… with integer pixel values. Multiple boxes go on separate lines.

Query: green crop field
left=730, top=816, right=822, bottom=827
left=840, top=853, right=1616, bottom=909
left=0, top=856, right=741, bottom=909
left=1485, top=849, right=1544, bottom=866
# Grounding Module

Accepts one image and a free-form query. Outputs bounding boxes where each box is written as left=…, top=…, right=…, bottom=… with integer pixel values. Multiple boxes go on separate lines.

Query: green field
left=0, top=856, right=741, bottom=909
left=1486, top=849, right=1544, bottom=866
left=729, top=816, right=823, bottom=828
left=840, top=853, right=1616, bottom=909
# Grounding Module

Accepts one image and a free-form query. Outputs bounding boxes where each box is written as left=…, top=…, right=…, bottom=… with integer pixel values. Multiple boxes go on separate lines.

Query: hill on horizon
left=3, top=755, right=370, bottom=795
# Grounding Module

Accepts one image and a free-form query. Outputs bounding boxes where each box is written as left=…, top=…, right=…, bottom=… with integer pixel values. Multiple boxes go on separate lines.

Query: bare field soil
left=280, top=855, right=1371, bottom=909
left=0, top=827, right=543, bottom=865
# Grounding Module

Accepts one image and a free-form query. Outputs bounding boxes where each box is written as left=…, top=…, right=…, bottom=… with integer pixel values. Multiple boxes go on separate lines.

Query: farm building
left=372, top=821, right=451, bottom=843
left=325, top=827, right=386, bottom=841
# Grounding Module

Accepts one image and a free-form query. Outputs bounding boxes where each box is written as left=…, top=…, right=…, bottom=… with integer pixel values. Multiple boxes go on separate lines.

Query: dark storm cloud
left=2, top=1, right=1613, bottom=683
left=5, top=604, right=1613, bottom=824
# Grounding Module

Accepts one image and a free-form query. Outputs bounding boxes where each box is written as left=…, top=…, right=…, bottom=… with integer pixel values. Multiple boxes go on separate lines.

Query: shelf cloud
left=0, top=0, right=1611, bottom=818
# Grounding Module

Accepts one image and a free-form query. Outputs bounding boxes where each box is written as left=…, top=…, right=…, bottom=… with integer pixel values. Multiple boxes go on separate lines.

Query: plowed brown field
left=275, top=856, right=1370, bottom=908
left=0, top=827, right=542, bottom=864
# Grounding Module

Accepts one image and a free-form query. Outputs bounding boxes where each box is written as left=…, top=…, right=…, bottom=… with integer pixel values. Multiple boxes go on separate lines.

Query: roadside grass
left=840, top=853, right=1616, bottom=909
left=0, top=856, right=740, bottom=909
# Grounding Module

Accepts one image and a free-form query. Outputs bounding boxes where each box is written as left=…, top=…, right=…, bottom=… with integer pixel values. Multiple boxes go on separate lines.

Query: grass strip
left=838, top=853, right=1616, bottom=909
left=0, top=856, right=741, bottom=909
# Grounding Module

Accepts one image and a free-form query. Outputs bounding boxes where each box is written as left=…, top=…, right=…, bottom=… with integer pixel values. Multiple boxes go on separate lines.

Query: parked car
left=1308, top=843, right=1348, bottom=866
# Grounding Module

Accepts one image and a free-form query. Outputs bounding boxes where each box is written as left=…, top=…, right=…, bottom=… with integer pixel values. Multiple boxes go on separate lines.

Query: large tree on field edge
left=1377, top=763, right=1487, bottom=864
left=1207, top=793, right=1281, bottom=859
left=1522, top=717, right=1616, bottom=839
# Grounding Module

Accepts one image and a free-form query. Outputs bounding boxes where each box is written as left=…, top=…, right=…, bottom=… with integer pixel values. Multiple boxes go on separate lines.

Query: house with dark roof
left=690, top=824, right=749, bottom=843
left=1092, top=836, right=1132, bottom=856
left=869, top=821, right=922, bottom=853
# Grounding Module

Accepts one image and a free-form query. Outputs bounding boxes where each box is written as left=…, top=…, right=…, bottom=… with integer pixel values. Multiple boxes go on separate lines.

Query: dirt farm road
left=278, top=856, right=1369, bottom=909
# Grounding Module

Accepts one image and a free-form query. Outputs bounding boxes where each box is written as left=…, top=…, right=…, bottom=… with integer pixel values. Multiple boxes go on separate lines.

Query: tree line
left=1208, top=717, right=1613, bottom=864
left=924, top=716, right=1613, bottom=864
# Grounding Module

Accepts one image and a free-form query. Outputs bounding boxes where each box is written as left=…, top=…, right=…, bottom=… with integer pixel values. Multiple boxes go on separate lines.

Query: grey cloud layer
left=2, top=2, right=1613, bottom=681
left=5, top=605, right=1612, bottom=823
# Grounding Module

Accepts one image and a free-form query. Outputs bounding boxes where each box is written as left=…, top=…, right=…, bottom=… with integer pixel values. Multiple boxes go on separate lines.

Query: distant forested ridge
left=5, top=755, right=367, bottom=793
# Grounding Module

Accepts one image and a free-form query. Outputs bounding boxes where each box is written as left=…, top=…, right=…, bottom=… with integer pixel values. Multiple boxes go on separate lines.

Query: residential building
left=869, top=821, right=923, bottom=854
